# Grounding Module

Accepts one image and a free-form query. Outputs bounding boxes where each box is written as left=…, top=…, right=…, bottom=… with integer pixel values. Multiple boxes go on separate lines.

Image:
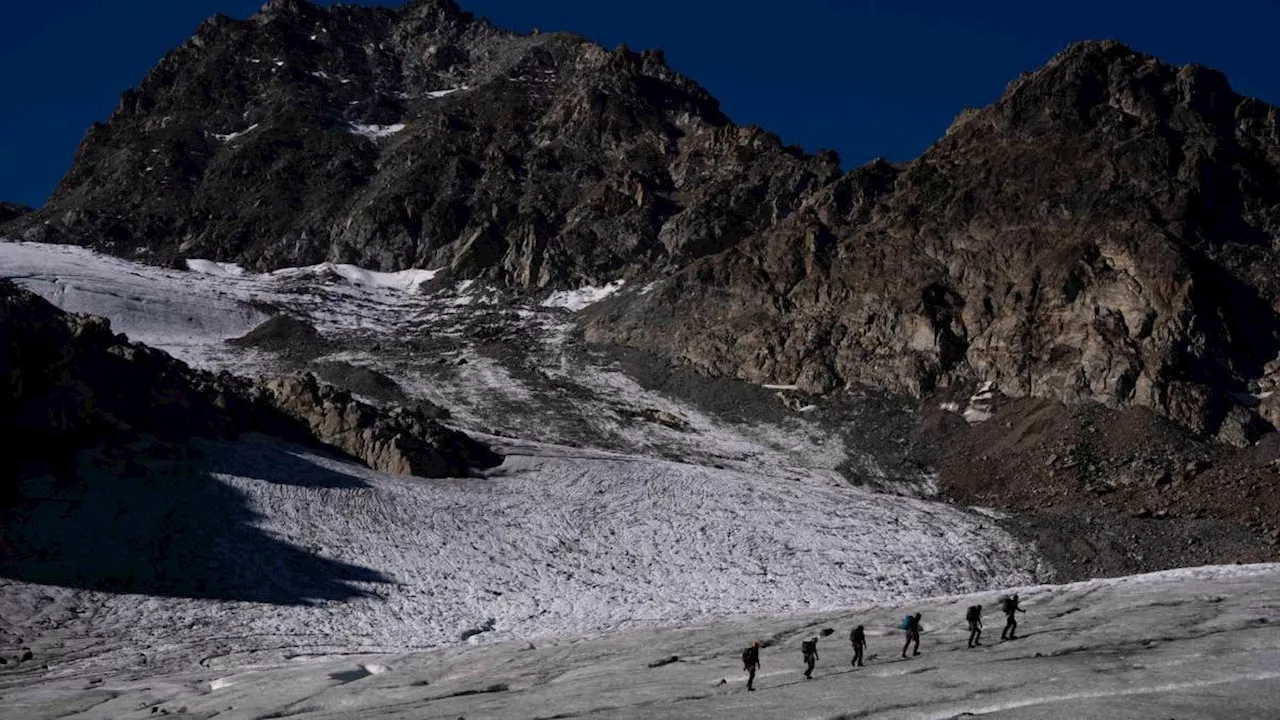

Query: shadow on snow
left=0, top=439, right=392, bottom=605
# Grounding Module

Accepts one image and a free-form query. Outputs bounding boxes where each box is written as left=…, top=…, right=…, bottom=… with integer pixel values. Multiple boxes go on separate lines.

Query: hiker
left=966, top=604, right=983, bottom=648
left=901, top=613, right=922, bottom=658
left=742, top=640, right=761, bottom=691
left=801, top=636, right=819, bottom=679
left=1001, top=594, right=1025, bottom=640
left=849, top=624, right=866, bottom=667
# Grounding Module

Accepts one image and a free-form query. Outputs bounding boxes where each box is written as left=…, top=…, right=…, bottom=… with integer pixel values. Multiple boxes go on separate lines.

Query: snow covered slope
left=0, top=436, right=1039, bottom=674
left=0, top=240, right=1065, bottom=717
left=3, top=563, right=1277, bottom=719
left=0, top=241, right=932, bottom=490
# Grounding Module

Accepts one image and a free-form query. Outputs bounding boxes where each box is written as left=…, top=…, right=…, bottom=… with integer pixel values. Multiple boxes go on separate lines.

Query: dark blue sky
left=3, top=0, right=1278, bottom=208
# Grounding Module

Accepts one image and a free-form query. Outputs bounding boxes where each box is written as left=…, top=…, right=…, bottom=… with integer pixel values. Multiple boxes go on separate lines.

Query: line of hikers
left=741, top=593, right=1026, bottom=690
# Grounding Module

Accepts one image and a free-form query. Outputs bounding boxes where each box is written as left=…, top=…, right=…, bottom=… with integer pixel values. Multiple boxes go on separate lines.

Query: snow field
left=4, top=564, right=1277, bottom=719
left=541, top=279, right=625, bottom=311
left=0, top=435, right=1038, bottom=681
left=0, top=243, right=888, bottom=482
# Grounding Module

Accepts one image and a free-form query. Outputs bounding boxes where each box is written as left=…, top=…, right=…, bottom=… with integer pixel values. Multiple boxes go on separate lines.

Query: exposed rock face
left=262, top=373, right=497, bottom=477
left=6, top=0, right=1280, bottom=441
left=2, top=0, right=833, bottom=291
left=0, top=279, right=300, bottom=455
left=0, top=279, right=497, bottom=479
left=591, top=41, right=1280, bottom=440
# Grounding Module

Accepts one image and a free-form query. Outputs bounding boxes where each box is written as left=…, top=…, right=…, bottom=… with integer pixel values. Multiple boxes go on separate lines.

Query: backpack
left=1002, top=596, right=1015, bottom=614
left=966, top=605, right=980, bottom=622
left=742, top=647, right=752, bottom=666
left=801, top=640, right=816, bottom=658
left=900, top=614, right=913, bottom=630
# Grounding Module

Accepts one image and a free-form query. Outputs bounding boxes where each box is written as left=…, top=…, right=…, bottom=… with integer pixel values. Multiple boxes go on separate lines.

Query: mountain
left=3, top=0, right=830, bottom=290
left=6, top=4, right=1280, bottom=445
left=3, top=6, right=1280, bottom=710
left=592, top=40, right=1280, bottom=445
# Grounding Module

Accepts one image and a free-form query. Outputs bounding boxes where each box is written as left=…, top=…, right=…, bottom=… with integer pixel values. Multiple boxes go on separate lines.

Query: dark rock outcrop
left=6, top=0, right=1280, bottom=442
left=0, top=279, right=497, bottom=479
left=262, top=373, right=496, bottom=477
left=0, top=202, right=32, bottom=225
left=2, top=0, right=832, bottom=291
left=1, top=279, right=301, bottom=456
left=227, top=314, right=326, bottom=359
left=591, top=41, right=1280, bottom=441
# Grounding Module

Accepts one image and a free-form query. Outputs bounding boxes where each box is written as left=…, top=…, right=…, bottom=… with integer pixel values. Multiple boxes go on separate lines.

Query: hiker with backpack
left=801, top=636, right=819, bottom=679
left=742, top=640, right=761, bottom=691
left=849, top=625, right=866, bottom=667
left=966, top=604, right=983, bottom=648
left=1001, top=594, right=1025, bottom=641
left=901, top=613, right=922, bottom=658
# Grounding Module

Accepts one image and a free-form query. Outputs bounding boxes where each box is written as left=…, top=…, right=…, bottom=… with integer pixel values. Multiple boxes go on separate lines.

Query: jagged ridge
left=590, top=40, right=1280, bottom=442
left=6, top=4, right=1280, bottom=441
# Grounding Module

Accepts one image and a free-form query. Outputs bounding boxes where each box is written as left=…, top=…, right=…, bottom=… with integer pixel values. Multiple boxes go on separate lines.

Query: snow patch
left=426, top=86, right=467, bottom=99
left=185, top=259, right=247, bottom=277
left=311, top=70, right=351, bottom=84
left=347, top=122, right=407, bottom=140
left=208, top=677, right=235, bottom=691
left=186, top=258, right=436, bottom=294
left=963, top=381, right=997, bottom=424
left=541, top=280, right=625, bottom=311
left=209, top=123, right=259, bottom=143
left=278, top=262, right=437, bottom=293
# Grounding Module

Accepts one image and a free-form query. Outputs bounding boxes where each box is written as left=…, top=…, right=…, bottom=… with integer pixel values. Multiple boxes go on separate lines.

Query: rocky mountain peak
left=257, top=0, right=310, bottom=16
left=0, top=0, right=806, bottom=283
left=7, top=9, right=1280, bottom=444
left=585, top=40, right=1280, bottom=442
left=969, top=39, right=1242, bottom=136
left=398, top=0, right=469, bottom=20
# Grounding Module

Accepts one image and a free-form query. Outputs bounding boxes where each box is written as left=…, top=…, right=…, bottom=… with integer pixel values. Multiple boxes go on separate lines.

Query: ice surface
left=1, top=244, right=442, bottom=373
left=1, top=242, right=271, bottom=360
left=4, top=557, right=1276, bottom=719
left=542, top=280, right=625, bottom=311
left=3, top=242, right=1277, bottom=717
left=0, top=433, right=1035, bottom=676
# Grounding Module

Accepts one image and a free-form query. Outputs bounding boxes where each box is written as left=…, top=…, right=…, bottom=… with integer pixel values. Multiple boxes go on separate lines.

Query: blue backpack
left=900, top=614, right=913, bottom=630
